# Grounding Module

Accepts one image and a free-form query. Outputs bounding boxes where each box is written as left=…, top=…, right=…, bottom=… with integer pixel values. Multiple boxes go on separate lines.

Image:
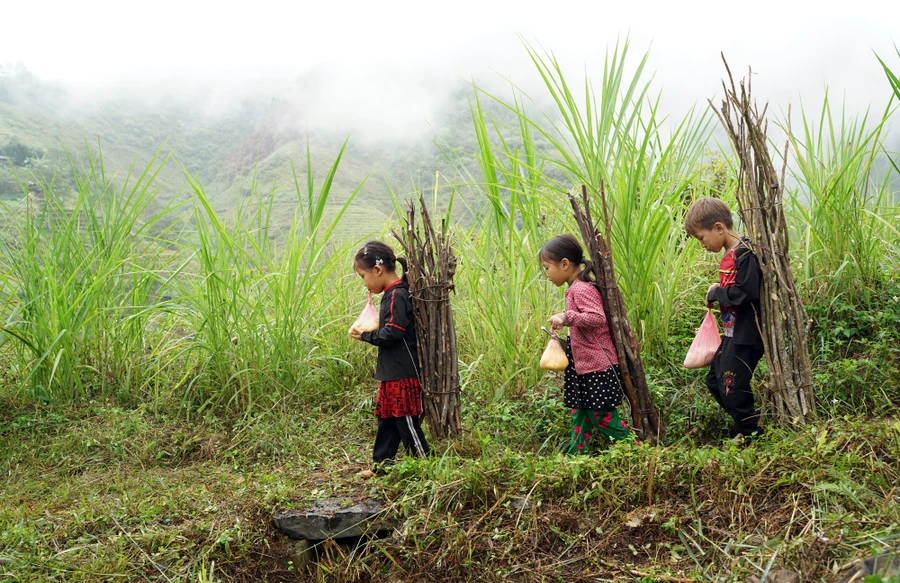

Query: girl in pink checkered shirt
left=541, top=235, right=633, bottom=453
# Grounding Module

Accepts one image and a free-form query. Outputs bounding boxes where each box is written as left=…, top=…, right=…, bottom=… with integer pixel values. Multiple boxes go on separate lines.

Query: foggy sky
left=2, top=0, right=898, bottom=143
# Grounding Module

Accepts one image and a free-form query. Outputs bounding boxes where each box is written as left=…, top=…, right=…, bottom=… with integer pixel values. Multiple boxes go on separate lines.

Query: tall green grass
left=0, top=144, right=180, bottom=401
left=786, top=94, right=898, bottom=300
left=0, top=43, right=898, bottom=421
left=439, top=91, right=557, bottom=396
left=877, top=46, right=900, bottom=102
left=875, top=48, right=900, bottom=268
left=0, top=140, right=369, bottom=413
left=465, top=37, right=713, bottom=356
left=172, top=139, right=367, bottom=413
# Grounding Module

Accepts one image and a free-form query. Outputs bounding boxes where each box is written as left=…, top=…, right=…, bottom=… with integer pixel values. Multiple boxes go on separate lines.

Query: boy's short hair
left=685, top=197, right=734, bottom=235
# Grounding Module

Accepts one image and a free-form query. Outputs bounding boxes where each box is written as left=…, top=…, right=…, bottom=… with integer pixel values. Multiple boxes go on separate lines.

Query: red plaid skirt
left=375, top=377, right=423, bottom=418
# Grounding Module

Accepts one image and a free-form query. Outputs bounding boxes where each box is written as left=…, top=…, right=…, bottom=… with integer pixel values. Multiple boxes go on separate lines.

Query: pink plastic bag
left=349, top=292, right=379, bottom=334
left=683, top=310, right=722, bottom=369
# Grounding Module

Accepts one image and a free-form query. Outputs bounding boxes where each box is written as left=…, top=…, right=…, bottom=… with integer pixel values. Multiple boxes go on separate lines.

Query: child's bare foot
left=357, top=469, right=374, bottom=479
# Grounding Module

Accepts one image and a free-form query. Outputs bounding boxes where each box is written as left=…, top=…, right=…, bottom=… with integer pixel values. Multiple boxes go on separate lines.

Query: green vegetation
left=787, top=93, right=898, bottom=301
left=2, top=403, right=898, bottom=581
left=0, top=45, right=899, bottom=581
left=0, top=137, right=43, bottom=167
left=0, top=65, right=482, bottom=236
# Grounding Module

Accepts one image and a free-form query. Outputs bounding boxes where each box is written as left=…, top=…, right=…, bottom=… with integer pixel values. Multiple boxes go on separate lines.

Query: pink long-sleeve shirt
left=564, top=280, right=619, bottom=374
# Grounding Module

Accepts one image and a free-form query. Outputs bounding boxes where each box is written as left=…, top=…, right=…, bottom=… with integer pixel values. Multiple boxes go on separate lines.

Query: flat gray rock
left=274, top=498, right=388, bottom=540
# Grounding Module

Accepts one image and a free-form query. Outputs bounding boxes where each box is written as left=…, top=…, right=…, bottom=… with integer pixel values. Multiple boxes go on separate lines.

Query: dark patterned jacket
left=707, top=238, right=764, bottom=350
left=360, top=280, right=420, bottom=380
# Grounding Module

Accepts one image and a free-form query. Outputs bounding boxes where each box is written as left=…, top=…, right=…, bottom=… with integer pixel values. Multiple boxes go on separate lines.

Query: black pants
left=705, top=338, right=764, bottom=435
left=373, top=416, right=430, bottom=463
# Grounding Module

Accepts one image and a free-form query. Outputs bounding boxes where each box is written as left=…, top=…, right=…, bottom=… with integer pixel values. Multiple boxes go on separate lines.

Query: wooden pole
left=393, top=194, right=462, bottom=439
left=569, top=184, right=664, bottom=443
left=709, top=55, right=816, bottom=424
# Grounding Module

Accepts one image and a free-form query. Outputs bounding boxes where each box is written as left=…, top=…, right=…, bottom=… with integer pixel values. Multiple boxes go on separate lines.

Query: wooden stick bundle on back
left=569, top=185, right=664, bottom=443
left=710, top=55, right=816, bottom=424
left=393, top=194, right=462, bottom=439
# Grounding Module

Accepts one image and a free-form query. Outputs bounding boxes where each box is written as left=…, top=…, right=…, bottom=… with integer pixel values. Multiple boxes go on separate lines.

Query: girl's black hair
left=540, top=234, right=596, bottom=284
left=354, top=240, right=409, bottom=284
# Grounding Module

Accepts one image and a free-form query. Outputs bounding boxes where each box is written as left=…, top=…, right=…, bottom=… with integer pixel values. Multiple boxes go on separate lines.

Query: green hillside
left=0, top=66, right=493, bottom=239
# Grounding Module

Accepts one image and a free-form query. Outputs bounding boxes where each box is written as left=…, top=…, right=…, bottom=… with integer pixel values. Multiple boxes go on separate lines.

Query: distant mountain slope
left=1, top=65, right=483, bottom=238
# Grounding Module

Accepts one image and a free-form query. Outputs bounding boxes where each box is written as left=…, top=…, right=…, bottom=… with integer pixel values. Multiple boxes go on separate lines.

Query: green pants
left=568, top=408, right=632, bottom=454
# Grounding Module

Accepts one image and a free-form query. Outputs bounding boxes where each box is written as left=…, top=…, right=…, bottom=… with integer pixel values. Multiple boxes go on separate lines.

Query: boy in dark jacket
left=685, top=198, right=765, bottom=441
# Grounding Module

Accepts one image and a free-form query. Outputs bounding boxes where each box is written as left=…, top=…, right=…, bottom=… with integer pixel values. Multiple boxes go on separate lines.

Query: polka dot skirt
left=563, top=344, right=624, bottom=410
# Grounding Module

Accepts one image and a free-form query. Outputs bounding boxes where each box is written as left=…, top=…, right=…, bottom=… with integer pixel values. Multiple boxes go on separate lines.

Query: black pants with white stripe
left=373, top=415, right=430, bottom=463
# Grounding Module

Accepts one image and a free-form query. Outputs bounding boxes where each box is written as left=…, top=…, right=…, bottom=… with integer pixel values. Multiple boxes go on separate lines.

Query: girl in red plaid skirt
left=349, top=241, right=430, bottom=474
